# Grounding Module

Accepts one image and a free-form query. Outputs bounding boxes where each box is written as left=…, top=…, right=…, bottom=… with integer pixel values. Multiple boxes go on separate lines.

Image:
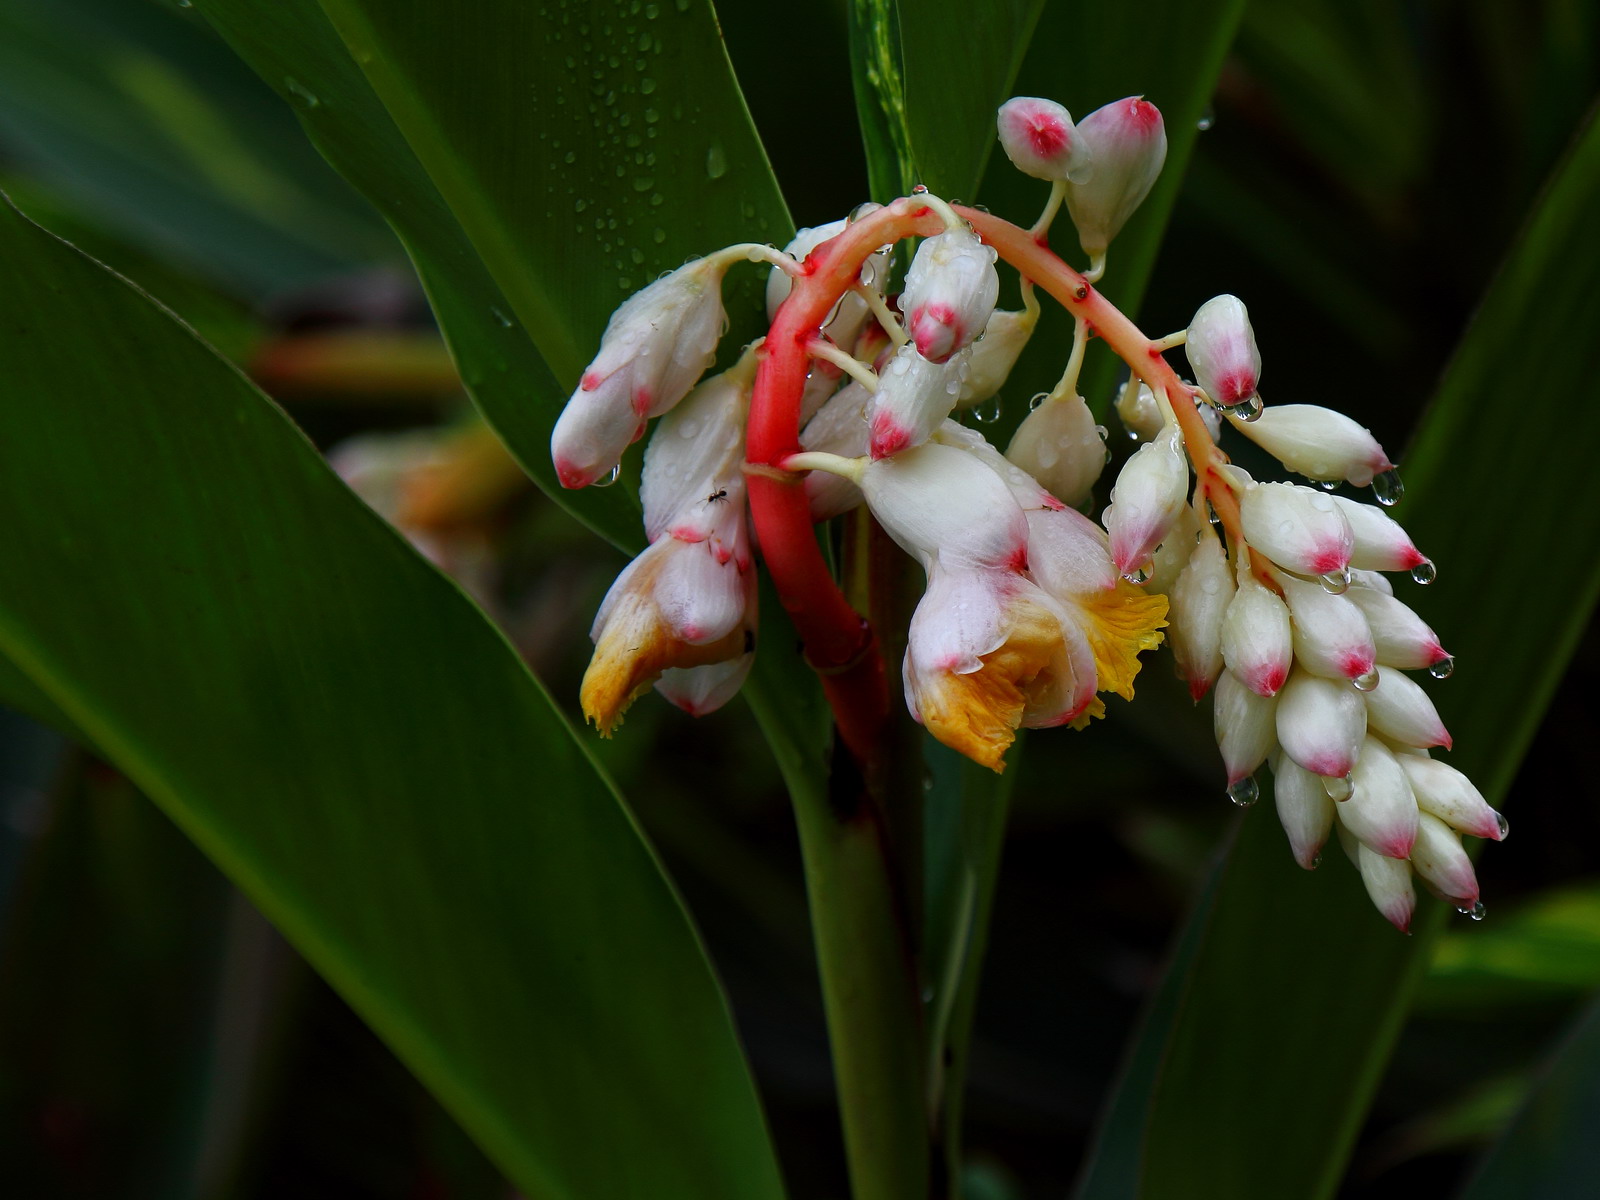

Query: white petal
left=801, top=381, right=871, bottom=519
left=1238, top=481, right=1354, bottom=576
left=1234, top=404, right=1393, bottom=486
left=1279, top=573, right=1376, bottom=681
left=1103, top=422, right=1189, bottom=573
left=1221, top=571, right=1293, bottom=696
left=1340, top=737, right=1419, bottom=859
left=1344, top=587, right=1449, bottom=670
left=655, top=654, right=755, bottom=717
left=1276, top=667, right=1366, bottom=778
left=959, top=308, right=1037, bottom=408
left=1331, top=497, right=1427, bottom=572
left=653, top=540, right=747, bottom=645
left=867, top=342, right=971, bottom=459
left=1025, top=506, right=1118, bottom=596
left=1214, top=669, right=1279, bottom=784
left=1271, top=753, right=1335, bottom=870
left=1339, top=823, right=1416, bottom=932
left=551, top=365, right=648, bottom=489
left=1364, top=667, right=1451, bottom=749
left=1397, top=756, right=1503, bottom=840
left=1411, top=813, right=1479, bottom=906
left=641, top=366, right=750, bottom=536
left=860, top=441, right=1028, bottom=570
left=1168, top=524, right=1233, bottom=700
left=1005, top=391, right=1106, bottom=508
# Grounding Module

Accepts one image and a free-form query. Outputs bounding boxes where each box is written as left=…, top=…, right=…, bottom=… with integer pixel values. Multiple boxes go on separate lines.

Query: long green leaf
left=0, top=197, right=784, bottom=1200
left=1079, top=107, right=1600, bottom=1199
left=1459, top=991, right=1600, bottom=1200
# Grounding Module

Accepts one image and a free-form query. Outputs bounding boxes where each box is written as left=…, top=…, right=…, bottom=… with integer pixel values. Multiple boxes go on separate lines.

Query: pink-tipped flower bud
left=1331, top=497, right=1428, bottom=573
left=552, top=256, right=727, bottom=487
left=655, top=655, right=756, bottom=719
left=1411, top=813, right=1480, bottom=906
left=1363, top=667, right=1451, bottom=749
left=1344, top=586, right=1450, bottom=670
left=1103, top=422, right=1190, bottom=574
left=901, top=228, right=999, bottom=363
left=1221, top=568, right=1293, bottom=696
left=1271, top=753, right=1335, bottom=870
left=959, top=308, right=1038, bottom=409
left=859, top=441, right=1029, bottom=572
left=1185, top=295, right=1261, bottom=409
left=1396, top=755, right=1504, bottom=841
left=1340, top=737, right=1420, bottom=860
left=1005, top=391, right=1107, bottom=509
left=1214, top=669, right=1280, bottom=785
left=1278, top=574, right=1377, bottom=683
left=1168, top=523, right=1234, bottom=700
left=1237, top=481, right=1354, bottom=576
left=1232, top=404, right=1395, bottom=486
left=866, top=342, right=972, bottom=459
left=1276, top=667, right=1366, bottom=778
left=1338, top=823, right=1416, bottom=933
left=1063, top=97, right=1167, bottom=257
left=996, top=97, right=1094, bottom=183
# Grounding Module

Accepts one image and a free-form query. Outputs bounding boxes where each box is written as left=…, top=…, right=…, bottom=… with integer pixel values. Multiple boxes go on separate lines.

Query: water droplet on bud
left=1029, top=391, right=1049, bottom=412
left=1455, top=900, right=1487, bottom=921
left=1315, top=478, right=1339, bottom=491
left=911, top=183, right=929, bottom=195
left=1230, top=394, right=1264, bottom=422
left=1311, top=853, right=1323, bottom=869
left=973, top=396, right=1002, bottom=424
left=1196, top=110, right=1215, bottom=132
left=1372, top=468, right=1405, bottom=506
left=1095, top=424, right=1109, bottom=442
left=1322, top=773, right=1354, bottom=802
left=1227, top=777, right=1259, bottom=807
left=1123, top=564, right=1152, bottom=585
left=1494, top=810, right=1510, bottom=840
left=1352, top=670, right=1380, bottom=692
left=1410, top=558, right=1436, bottom=585
left=593, top=464, right=622, bottom=488
left=1428, top=655, right=1455, bottom=680
left=1319, top=567, right=1352, bottom=595
left=1206, top=502, right=1222, bottom=525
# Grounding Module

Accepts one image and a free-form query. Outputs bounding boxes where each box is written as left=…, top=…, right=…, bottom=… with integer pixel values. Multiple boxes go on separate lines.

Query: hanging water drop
left=593, top=464, right=622, bottom=488
left=1319, top=567, right=1352, bottom=595
left=1456, top=900, right=1487, bottom=921
left=1311, top=853, right=1323, bottom=869
left=1352, top=670, right=1380, bottom=692
left=1372, top=468, right=1405, bottom=506
left=1428, top=655, right=1455, bottom=680
left=1494, top=810, right=1510, bottom=840
left=1315, top=478, right=1339, bottom=491
left=973, top=396, right=1002, bottom=424
left=1123, top=564, right=1152, bottom=585
left=1230, top=394, right=1264, bottom=421
left=1410, top=558, right=1437, bottom=585
left=1206, top=502, right=1222, bottom=525
left=1322, top=773, right=1354, bottom=802
left=1196, top=107, right=1215, bottom=132
left=1226, top=776, right=1259, bottom=807
left=1029, top=391, right=1049, bottom=412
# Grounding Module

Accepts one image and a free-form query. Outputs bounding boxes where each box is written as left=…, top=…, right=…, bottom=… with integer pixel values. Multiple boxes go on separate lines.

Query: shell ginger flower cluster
left=550, top=91, right=1498, bottom=930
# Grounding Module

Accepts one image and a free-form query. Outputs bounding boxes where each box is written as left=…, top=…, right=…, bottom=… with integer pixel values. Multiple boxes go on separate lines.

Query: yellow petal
left=1070, top=580, right=1168, bottom=702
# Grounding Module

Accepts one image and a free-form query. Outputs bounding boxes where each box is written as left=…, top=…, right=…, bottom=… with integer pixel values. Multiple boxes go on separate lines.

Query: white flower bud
left=800, top=380, right=871, bottom=520
left=866, top=342, right=972, bottom=459
left=1396, top=756, right=1504, bottom=840
left=1168, top=524, right=1233, bottom=700
left=1271, top=753, right=1335, bottom=870
left=958, top=308, right=1038, bottom=408
left=1025, top=505, right=1120, bottom=596
left=553, top=256, right=726, bottom=487
left=766, top=213, right=889, bottom=353
left=1005, top=392, right=1106, bottom=509
left=1363, top=667, right=1451, bottom=749
left=1343, top=587, right=1450, bottom=670
left=1237, top=481, right=1354, bottom=576
left=1233, top=404, right=1395, bottom=486
left=1410, top=813, right=1480, bottom=906
left=1349, top=568, right=1394, bottom=596
left=996, top=97, right=1094, bottom=182
left=1330, top=497, right=1428, bottom=572
left=1185, top=295, right=1261, bottom=408
left=901, top=228, right=1000, bottom=363
left=1276, top=667, right=1366, bottom=778
left=1145, top=504, right=1200, bottom=596
left=1115, top=379, right=1164, bottom=442
left=1214, top=669, right=1279, bottom=784
left=1103, top=422, right=1190, bottom=573
left=1278, top=574, right=1376, bottom=682
left=1063, top=97, right=1167, bottom=257
left=1340, top=737, right=1419, bottom=860
left=641, top=363, right=751, bottom=544
left=860, top=441, right=1028, bottom=571
left=1337, top=823, right=1416, bottom=933
left=1221, top=570, right=1293, bottom=696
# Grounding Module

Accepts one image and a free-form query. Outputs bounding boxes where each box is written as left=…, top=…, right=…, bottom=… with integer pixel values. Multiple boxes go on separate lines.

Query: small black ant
left=705, top=487, right=729, bottom=505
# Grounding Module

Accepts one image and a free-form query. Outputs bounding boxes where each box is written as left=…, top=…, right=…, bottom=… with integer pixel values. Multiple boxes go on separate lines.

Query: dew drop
left=1315, top=478, right=1339, bottom=491
left=1319, top=567, right=1352, bottom=595
left=632, top=175, right=654, bottom=192
left=1095, top=423, right=1109, bottom=442
left=675, top=0, right=690, bottom=10
left=1352, top=670, right=1380, bottom=692
left=1028, top=391, right=1049, bottom=412
left=1311, top=853, right=1323, bottom=869
left=1410, top=558, right=1436, bottom=585
left=1227, top=776, right=1259, bottom=807
left=1123, top=564, right=1152, bottom=585
left=652, top=226, right=667, bottom=244
left=1322, top=773, right=1354, bottom=802
left=1428, top=655, right=1455, bottom=680
left=973, top=396, right=1001, bottom=424
left=1494, top=810, right=1510, bottom=840
left=1230, top=394, right=1264, bottom=421
left=593, top=464, right=622, bottom=488
left=1207, top=502, right=1222, bottom=525
left=1456, top=900, right=1487, bottom=921
left=490, top=306, right=514, bottom=328
left=705, top=143, right=727, bottom=179
left=284, top=77, right=320, bottom=108
left=1372, top=468, right=1405, bottom=506
left=1196, top=107, right=1215, bottom=132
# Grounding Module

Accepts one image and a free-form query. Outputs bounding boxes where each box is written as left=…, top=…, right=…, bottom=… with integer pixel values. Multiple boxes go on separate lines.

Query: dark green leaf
left=0, top=198, right=785, bottom=1200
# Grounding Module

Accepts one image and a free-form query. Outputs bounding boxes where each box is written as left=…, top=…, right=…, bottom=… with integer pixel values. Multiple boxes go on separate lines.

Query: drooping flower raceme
left=548, top=87, right=1495, bottom=933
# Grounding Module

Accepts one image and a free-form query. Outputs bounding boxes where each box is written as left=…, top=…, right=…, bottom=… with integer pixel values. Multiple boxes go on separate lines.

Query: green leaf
left=1076, top=107, right=1600, bottom=1199
left=0, top=0, right=393, bottom=296
left=0, top=197, right=785, bottom=1200
left=192, top=0, right=641, bottom=550
left=1460, top=992, right=1600, bottom=1200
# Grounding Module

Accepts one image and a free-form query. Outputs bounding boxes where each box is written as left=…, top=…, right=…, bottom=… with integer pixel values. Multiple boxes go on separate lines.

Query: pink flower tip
left=1337, top=649, right=1376, bottom=679
left=1187, top=674, right=1215, bottom=703
left=869, top=412, right=913, bottom=460
left=555, top=458, right=593, bottom=489
left=1309, top=544, right=1352, bottom=574
left=909, top=303, right=962, bottom=363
